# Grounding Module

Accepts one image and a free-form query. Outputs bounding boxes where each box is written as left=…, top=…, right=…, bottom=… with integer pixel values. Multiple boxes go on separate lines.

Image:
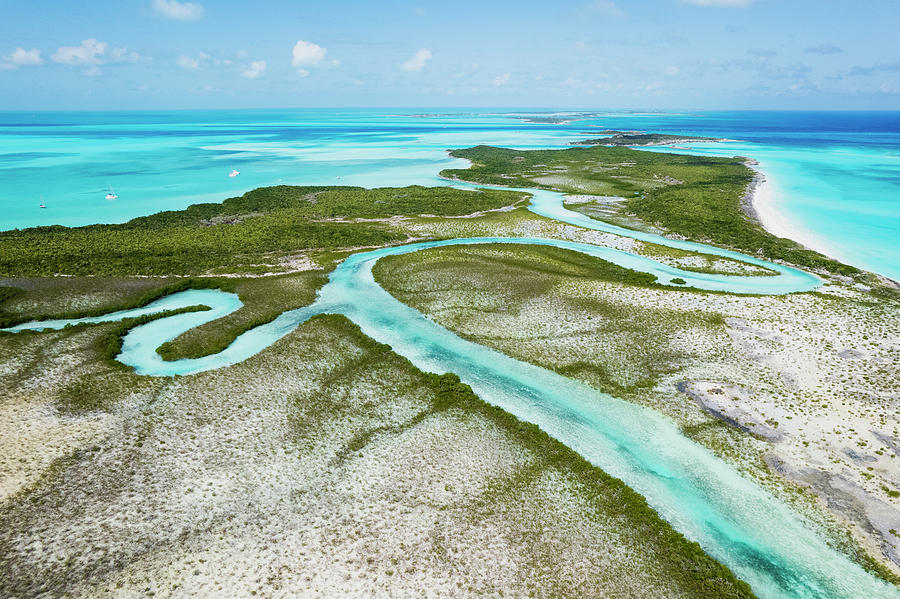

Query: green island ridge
left=1, top=139, right=898, bottom=597
left=571, top=132, right=725, bottom=146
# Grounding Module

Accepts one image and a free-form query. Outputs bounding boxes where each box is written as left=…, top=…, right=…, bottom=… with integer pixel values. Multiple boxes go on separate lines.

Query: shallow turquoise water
left=1, top=289, right=242, bottom=334
left=2, top=109, right=898, bottom=279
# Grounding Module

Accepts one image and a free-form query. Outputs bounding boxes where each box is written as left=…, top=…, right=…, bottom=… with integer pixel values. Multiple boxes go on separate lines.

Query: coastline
left=743, top=159, right=846, bottom=268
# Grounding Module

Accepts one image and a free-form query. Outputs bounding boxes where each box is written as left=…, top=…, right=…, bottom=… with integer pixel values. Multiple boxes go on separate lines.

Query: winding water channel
left=5, top=185, right=898, bottom=599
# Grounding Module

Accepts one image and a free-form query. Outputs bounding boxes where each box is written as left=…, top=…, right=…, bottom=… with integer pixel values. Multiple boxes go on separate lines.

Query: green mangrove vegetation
left=370, top=237, right=900, bottom=585
left=633, top=240, right=779, bottom=277
left=420, top=370, right=756, bottom=598
left=441, top=145, right=858, bottom=276
left=0, top=185, right=523, bottom=277
left=373, top=243, right=721, bottom=397
left=156, top=272, right=325, bottom=360
left=0, top=277, right=215, bottom=328
left=2, top=141, right=894, bottom=594
left=0, top=272, right=328, bottom=361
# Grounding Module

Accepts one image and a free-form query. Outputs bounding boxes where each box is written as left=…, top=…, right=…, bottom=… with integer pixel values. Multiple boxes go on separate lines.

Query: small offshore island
left=0, top=137, right=898, bottom=598
left=570, top=131, right=728, bottom=146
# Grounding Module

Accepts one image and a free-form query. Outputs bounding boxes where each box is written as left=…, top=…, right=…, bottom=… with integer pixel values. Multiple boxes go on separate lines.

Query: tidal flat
left=1, top=140, right=898, bottom=597
left=374, top=243, right=900, bottom=578
left=0, top=314, right=753, bottom=598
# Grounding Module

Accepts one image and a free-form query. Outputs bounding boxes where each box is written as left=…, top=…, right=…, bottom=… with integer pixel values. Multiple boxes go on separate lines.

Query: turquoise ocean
left=1, top=109, right=898, bottom=279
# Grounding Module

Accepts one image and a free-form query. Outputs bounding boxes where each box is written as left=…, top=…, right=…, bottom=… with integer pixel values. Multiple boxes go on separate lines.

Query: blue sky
left=1, top=0, right=898, bottom=110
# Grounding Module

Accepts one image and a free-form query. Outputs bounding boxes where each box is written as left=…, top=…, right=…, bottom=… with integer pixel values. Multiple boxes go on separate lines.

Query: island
left=1, top=139, right=897, bottom=598
left=571, top=131, right=728, bottom=146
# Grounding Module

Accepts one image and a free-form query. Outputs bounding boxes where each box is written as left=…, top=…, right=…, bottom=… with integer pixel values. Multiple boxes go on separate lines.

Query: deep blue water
left=0, top=109, right=898, bottom=279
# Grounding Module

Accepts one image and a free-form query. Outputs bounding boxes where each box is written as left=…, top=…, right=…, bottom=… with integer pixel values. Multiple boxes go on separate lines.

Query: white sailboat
left=39, top=194, right=46, bottom=209
left=228, top=167, right=240, bottom=177
left=105, top=185, right=118, bottom=200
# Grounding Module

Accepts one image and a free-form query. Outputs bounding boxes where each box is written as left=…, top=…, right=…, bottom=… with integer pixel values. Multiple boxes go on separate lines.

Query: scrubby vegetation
left=0, top=277, right=222, bottom=328
left=0, top=286, right=21, bottom=305
left=292, top=315, right=758, bottom=599
left=0, top=309, right=756, bottom=598
left=420, top=373, right=756, bottom=598
left=0, top=272, right=328, bottom=363
left=375, top=243, right=661, bottom=291
left=373, top=244, right=719, bottom=397
left=2, top=139, right=892, bottom=594
left=372, top=238, right=900, bottom=585
left=0, top=185, right=522, bottom=277
left=156, top=272, right=325, bottom=360
left=442, top=145, right=858, bottom=276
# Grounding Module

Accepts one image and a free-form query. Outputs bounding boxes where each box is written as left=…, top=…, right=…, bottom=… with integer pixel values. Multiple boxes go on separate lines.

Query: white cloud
left=682, top=0, right=753, bottom=6
left=51, top=39, right=139, bottom=75
left=177, top=52, right=210, bottom=69
left=292, top=40, right=327, bottom=73
left=177, top=54, right=200, bottom=69
left=241, top=60, right=266, bottom=79
left=0, top=47, right=43, bottom=70
left=492, top=72, right=511, bottom=86
left=401, top=48, right=432, bottom=72
left=586, top=0, right=625, bottom=17
left=664, top=65, right=680, bottom=76
left=152, top=0, right=205, bottom=21
left=52, top=39, right=107, bottom=65
left=108, top=47, right=141, bottom=63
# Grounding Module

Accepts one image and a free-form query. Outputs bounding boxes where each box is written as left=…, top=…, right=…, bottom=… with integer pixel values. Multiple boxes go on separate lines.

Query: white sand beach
left=748, top=162, right=856, bottom=270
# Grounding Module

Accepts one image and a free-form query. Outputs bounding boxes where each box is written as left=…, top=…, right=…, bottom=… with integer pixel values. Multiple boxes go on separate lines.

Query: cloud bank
left=51, top=39, right=139, bottom=76
left=291, top=40, right=327, bottom=76
left=0, top=47, right=43, bottom=70
left=401, top=48, right=432, bottom=72
left=241, top=60, right=267, bottom=79
left=152, top=0, right=205, bottom=21
left=492, top=72, right=511, bottom=86
left=52, top=39, right=108, bottom=65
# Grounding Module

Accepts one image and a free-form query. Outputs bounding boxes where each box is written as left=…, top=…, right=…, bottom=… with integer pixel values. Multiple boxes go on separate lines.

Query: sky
left=1, top=0, right=898, bottom=110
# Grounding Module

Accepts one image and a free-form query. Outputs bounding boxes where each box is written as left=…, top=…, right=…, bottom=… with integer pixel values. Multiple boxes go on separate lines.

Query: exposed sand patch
left=677, top=381, right=784, bottom=441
